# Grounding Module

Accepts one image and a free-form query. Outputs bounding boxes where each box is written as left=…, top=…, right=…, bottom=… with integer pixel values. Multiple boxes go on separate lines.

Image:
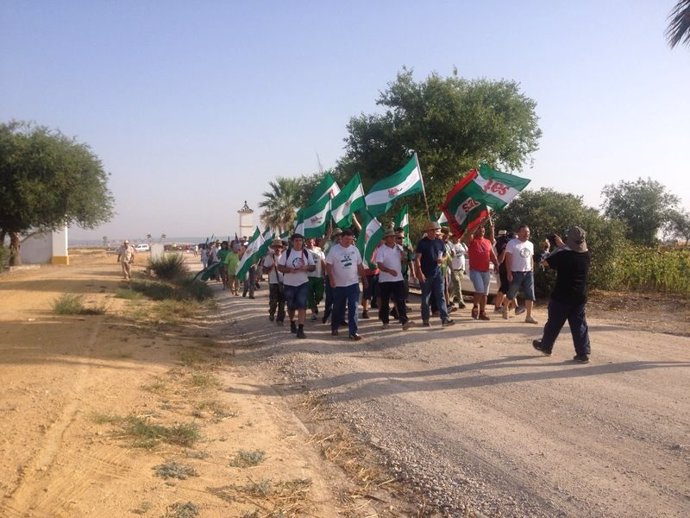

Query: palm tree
left=259, top=177, right=302, bottom=233
left=666, top=0, right=690, bottom=48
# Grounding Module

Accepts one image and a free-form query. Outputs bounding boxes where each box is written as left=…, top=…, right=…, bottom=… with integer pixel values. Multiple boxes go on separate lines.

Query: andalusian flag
left=393, top=205, right=411, bottom=247
left=257, top=227, right=276, bottom=258
left=462, top=164, right=531, bottom=211
left=356, top=211, right=384, bottom=268
left=330, top=173, right=365, bottom=228
left=236, top=227, right=264, bottom=280
left=440, top=172, right=490, bottom=238
left=364, top=155, right=423, bottom=217
left=295, top=196, right=331, bottom=238
left=306, top=171, right=340, bottom=206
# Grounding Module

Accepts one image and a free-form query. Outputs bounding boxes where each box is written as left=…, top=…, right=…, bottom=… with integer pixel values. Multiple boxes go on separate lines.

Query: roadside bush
left=148, top=253, right=187, bottom=281
left=53, top=293, right=106, bottom=315
left=131, top=278, right=212, bottom=302
left=0, top=245, right=7, bottom=269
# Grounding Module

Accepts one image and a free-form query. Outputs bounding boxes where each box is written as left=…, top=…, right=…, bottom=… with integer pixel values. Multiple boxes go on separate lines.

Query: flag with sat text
left=364, top=155, right=424, bottom=217
left=306, top=171, right=341, bottom=206
left=356, top=210, right=384, bottom=268
left=461, top=164, right=531, bottom=211
left=236, top=227, right=264, bottom=280
left=330, top=173, right=365, bottom=228
left=295, top=196, right=331, bottom=238
left=440, top=170, right=490, bottom=238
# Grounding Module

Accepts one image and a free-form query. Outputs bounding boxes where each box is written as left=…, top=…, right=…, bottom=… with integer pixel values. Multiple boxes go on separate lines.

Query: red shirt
left=468, top=237, right=493, bottom=272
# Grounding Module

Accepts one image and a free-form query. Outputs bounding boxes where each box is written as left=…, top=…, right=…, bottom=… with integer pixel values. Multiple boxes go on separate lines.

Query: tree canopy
left=338, top=68, right=542, bottom=219
left=0, top=121, right=114, bottom=265
left=601, top=177, right=679, bottom=246
left=666, top=0, right=690, bottom=49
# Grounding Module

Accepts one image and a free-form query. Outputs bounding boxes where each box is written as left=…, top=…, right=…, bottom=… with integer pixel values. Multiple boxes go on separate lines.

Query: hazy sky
left=2, top=1, right=689, bottom=241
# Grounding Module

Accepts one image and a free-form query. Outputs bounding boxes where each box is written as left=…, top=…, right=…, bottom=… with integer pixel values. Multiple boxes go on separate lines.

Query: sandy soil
left=0, top=251, right=396, bottom=518
left=1, top=251, right=689, bottom=517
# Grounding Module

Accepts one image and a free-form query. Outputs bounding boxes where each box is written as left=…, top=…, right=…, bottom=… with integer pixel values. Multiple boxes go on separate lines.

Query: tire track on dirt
left=1, top=317, right=111, bottom=517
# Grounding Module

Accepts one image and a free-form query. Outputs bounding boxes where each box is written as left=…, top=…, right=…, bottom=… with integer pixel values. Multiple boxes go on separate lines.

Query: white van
left=134, top=243, right=150, bottom=252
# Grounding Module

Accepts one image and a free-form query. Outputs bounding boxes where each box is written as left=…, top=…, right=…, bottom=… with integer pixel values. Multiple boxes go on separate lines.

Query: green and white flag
left=436, top=212, right=448, bottom=225
left=463, top=164, right=531, bottom=211
left=393, top=205, right=411, bottom=247
left=257, top=227, right=276, bottom=258
left=356, top=210, right=384, bottom=268
left=236, top=227, right=264, bottom=279
left=295, top=196, right=331, bottom=238
left=330, top=173, right=365, bottom=228
left=306, top=171, right=341, bottom=206
left=364, top=155, right=423, bottom=217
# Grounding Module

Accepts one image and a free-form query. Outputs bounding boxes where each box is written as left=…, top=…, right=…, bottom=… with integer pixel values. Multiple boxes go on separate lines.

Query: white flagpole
left=414, top=152, right=432, bottom=221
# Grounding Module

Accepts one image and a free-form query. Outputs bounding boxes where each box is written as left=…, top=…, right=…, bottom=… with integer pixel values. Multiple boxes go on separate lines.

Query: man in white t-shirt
left=502, top=224, right=537, bottom=324
left=377, top=230, right=413, bottom=330
left=448, top=235, right=468, bottom=309
left=325, top=229, right=367, bottom=340
left=262, top=239, right=285, bottom=325
left=278, top=234, right=315, bottom=338
left=306, top=238, right=326, bottom=321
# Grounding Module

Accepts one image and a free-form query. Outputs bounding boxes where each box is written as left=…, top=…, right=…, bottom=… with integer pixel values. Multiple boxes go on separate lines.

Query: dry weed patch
left=209, top=477, right=312, bottom=517
left=153, top=460, right=199, bottom=480
left=92, top=413, right=200, bottom=449
left=229, top=449, right=266, bottom=468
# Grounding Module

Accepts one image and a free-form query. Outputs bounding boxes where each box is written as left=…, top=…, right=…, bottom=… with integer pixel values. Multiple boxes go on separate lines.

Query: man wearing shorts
left=502, top=225, right=538, bottom=324
left=468, top=225, right=498, bottom=320
left=278, top=233, right=315, bottom=339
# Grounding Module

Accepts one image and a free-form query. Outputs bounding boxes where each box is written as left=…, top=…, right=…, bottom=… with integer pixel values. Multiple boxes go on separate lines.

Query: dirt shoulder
left=0, top=251, right=407, bottom=517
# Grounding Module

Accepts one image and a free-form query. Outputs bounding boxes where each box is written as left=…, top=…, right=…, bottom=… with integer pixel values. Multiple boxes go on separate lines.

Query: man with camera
left=533, top=227, right=592, bottom=363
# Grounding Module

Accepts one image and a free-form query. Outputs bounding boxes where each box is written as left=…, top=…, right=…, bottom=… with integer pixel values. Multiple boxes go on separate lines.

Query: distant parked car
left=134, top=243, right=150, bottom=252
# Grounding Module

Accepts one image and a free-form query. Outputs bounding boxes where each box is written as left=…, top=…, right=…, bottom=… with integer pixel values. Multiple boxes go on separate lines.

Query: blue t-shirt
left=415, top=237, right=445, bottom=277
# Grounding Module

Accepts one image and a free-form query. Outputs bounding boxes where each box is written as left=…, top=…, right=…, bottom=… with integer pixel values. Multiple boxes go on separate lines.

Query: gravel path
left=223, top=288, right=690, bottom=517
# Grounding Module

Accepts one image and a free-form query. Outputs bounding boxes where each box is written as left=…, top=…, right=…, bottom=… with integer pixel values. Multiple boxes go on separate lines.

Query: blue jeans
left=332, top=284, right=360, bottom=336
left=420, top=271, right=449, bottom=323
left=540, top=298, right=591, bottom=356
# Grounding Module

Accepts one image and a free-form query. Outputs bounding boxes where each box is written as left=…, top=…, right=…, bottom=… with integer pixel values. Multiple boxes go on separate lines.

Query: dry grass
left=209, top=477, right=312, bottom=517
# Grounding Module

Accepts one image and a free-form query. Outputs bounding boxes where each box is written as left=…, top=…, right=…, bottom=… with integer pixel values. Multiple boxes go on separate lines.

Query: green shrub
left=0, top=245, right=8, bottom=269
left=130, top=280, right=178, bottom=300
left=53, top=293, right=106, bottom=315
left=149, top=253, right=187, bottom=281
left=177, top=277, right=213, bottom=301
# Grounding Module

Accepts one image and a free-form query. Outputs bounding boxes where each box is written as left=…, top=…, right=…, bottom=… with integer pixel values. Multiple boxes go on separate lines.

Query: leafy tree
left=494, top=188, right=627, bottom=292
left=259, top=176, right=303, bottom=233
left=0, top=121, right=114, bottom=266
left=666, top=0, right=690, bottom=48
left=601, top=177, right=679, bottom=246
left=663, top=209, right=690, bottom=245
left=338, top=68, right=541, bottom=223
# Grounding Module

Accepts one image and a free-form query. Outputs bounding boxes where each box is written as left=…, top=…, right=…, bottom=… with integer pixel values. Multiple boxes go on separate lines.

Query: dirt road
left=225, top=283, right=690, bottom=517
left=1, top=252, right=689, bottom=517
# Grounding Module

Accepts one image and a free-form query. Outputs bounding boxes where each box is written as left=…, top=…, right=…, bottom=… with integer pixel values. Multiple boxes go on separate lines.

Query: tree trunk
left=9, top=232, right=22, bottom=266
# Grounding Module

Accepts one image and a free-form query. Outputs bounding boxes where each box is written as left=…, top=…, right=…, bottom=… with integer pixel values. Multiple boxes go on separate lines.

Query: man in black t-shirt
left=532, top=227, right=592, bottom=363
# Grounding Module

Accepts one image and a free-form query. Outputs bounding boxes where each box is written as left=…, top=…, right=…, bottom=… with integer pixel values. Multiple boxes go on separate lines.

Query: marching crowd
left=189, top=219, right=592, bottom=362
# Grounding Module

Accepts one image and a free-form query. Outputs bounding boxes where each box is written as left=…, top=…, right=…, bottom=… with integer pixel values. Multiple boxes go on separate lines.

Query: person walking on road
left=326, top=229, right=367, bottom=340
left=377, top=229, right=413, bottom=330
left=117, top=240, right=135, bottom=280
left=263, top=239, right=286, bottom=325
left=277, top=233, right=315, bottom=339
left=501, top=225, right=538, bottom=324
left=467, top=225, right=498, bottom=320
left=533, top=227, right=592, bottom=363
left=414, top=221, right=455, bottom=328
